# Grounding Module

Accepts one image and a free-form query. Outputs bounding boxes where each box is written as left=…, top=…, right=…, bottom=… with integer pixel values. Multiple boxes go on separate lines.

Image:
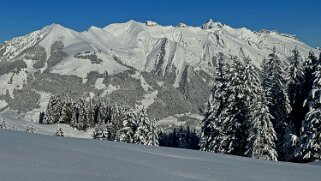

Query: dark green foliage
left=159, top=126, right=200, bottom=150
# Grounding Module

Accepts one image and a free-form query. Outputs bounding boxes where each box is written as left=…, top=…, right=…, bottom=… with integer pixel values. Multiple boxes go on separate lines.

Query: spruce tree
left=134, top=108, right=150, bottom=145
left=26, top=124, right=36, bottom=134
left=284, top=48, right=304, bottom=160
left=222, top=56, right=247, bottom=155
left=296, top=62, right=321, bottom=162
left=0, top=121, right=7, bottom=129
left=92, top=119, right=108, bottom=140
left=245, top=93, right=278, bottom=161
left=200, top=53, right=230, bottom=152
left=59, top=96, right=74, bottom=124
left=263, top=47, right=291, bottom=160
left=54, top=124, right=64, bottom=137
left=44, top=95, right=63, bottom=124
left=77, top=98, right=90, bottom=131
left=145, top=119, right=159, bottom=146
left=116, top=110, right=137, bottom=143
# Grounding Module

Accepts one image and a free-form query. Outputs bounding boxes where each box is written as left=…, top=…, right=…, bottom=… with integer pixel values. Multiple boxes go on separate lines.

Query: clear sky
left=0, top=0, right=320, bottom=47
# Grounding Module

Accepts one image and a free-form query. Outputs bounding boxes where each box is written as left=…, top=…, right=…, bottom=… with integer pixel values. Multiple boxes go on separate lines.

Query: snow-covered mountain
left=1, top=129, right=321, bottom=181
left=0, top=19, right=319, bottom=129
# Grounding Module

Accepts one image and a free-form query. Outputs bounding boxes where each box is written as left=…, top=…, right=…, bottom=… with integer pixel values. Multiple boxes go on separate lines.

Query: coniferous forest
left=35, top=47, right=321, bottom=163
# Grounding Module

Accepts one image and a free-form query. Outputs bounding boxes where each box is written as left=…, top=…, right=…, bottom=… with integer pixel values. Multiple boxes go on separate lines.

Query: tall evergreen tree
left=77, top=98, right=90, bottom=131
left=296, top=62, right=321, bottom=162
left=245, top=93, right=278, bottom=161
left=116, top=111, right=137, bottom=143
left=145, top=119, right=159, bottom=146
left=302, top=51, right=319, bottom=111
left=222, top=56, right=247, bottom=155
left=200, top=53, right=230, bottom=152
left=59, top=96, right=74, bottom=124
left=284, top=48, right=304, bottom=160
left=134, top=108, right=151, bottom=145
left=263, top=47, right=291, bottom=160
left=44, top=95, right=63, bottom=124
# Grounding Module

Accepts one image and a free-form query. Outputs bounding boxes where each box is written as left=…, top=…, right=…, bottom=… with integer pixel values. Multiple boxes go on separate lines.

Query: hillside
left=0, top=129, right=320, bottom=181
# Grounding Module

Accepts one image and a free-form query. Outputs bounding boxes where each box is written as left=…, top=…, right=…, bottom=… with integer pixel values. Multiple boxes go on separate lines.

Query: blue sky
left=0, top=0, right=320, bottom=47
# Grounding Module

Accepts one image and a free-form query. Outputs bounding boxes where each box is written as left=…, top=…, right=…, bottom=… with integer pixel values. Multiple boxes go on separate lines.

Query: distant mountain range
left=0, top=19, right=319, bottom=129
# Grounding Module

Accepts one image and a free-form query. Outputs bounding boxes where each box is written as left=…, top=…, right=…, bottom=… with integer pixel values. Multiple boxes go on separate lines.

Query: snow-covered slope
left=0, top=129, right=320, bottom=181
left=0, top=19, right=319, bottom=129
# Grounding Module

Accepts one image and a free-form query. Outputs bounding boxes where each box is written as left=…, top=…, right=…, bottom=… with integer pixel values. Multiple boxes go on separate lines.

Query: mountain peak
left=201, top=18, right=223, bottom=30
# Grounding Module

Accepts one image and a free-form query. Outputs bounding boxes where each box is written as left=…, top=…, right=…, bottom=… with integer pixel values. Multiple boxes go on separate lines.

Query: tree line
left=200, top=48, right=321, bottom=162
left=32, top=47, right=321, bottom=163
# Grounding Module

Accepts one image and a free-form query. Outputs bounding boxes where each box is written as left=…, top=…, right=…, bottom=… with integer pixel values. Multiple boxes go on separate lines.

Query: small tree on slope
left=54, top=124, right=64, bottom=137
left=26, top=124, right=37, bottom=134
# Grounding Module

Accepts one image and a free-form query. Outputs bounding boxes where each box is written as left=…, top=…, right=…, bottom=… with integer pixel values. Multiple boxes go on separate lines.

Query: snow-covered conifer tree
left=296, top=62, right=321, bottom=162
left=145, top=119, right=159, bottom=146
left=200, top=53, right=230, bottom=152
left=26, top=124, right=36, bottom=134
left=70, top=103, right=79, bottom=128
left=116, top=110, right=137, bottom=143
left=284, top=48, right=304, bottom=160
left=59, top=96, right=74, bottom=124
left=54, top=124, right=64, bottom=137
left=245, top=93, right=278, bottom=161
left=44, top=95, right=63, bottom=124
left=92, top=120, right=108, bottom=140
left=109, top=104, right=129, bottom=140
left=263, top=47, right=291, bottom=160
left=134, top=107, right=150, bottom=145
left=77, top=98, right=90, bottom=131
left=0, top=121, right=7, bottom=129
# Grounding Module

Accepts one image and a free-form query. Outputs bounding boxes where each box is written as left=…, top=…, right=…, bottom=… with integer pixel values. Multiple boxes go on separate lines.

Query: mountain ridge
left=0, top=20, right=319, bottom=129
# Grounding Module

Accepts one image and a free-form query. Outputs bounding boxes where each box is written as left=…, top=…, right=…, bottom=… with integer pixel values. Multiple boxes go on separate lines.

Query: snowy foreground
left=0, top=130, right=320, bottom=181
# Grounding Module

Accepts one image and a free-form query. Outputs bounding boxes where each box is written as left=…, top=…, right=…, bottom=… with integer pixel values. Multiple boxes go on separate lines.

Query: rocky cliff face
left=0, top=20, right=319, bottom=129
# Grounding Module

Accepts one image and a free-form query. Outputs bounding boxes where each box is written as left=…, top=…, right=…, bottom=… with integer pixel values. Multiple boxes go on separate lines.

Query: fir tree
left=26, top=124, right=36, bottom=134
left=296, top=63, right=321, bottom=162
left=92, top=120, right=108, bottom=140
left=200, top=52, right=230, bottom=152
left=222, top=56, right=247, bottom=155
left=77, top=98, right=90, bottom=131
left=0, top=121, right=7, bottom=129
left=145, top=119, right=159, bottom=146
left=263, top=47, right=291, bottom=160
left=44, top=95, right=63, bottom=124
left=59, top=96, right=74, bottom=124
left=109, top=104, right=129, bottom=140
left=245, top=93, right=278, bottom=161
left=54, top=124, right=64, bottom=137
left=284, top=48, right=304, bottom=160
left=70, top=103, right=79, bottom=128
left=116, top=111, right=137, bottom=143
left=134, top=108, right=150, bottom=145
